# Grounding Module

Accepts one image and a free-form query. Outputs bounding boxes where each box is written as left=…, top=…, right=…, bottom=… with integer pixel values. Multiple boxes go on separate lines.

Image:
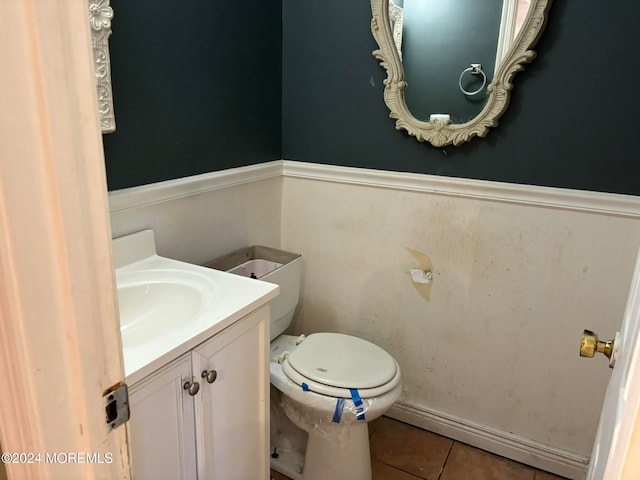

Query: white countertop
left=114, top=231, right=279, bottom=385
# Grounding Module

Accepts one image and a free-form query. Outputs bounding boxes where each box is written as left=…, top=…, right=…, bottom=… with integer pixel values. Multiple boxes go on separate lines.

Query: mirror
left=88, top=0, right=116, bottom=133
left=371, top=0, right=551, bottom=147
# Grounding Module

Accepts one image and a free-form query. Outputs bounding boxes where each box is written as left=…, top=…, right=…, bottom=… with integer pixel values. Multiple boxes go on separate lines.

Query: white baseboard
left=387, top=401, right=589, bottom=480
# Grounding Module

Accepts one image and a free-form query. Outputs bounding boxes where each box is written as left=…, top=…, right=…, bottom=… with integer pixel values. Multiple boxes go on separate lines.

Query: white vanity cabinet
left=128, top=305, right=270, bottom=480
left=128, top=354, right=197, bottom=480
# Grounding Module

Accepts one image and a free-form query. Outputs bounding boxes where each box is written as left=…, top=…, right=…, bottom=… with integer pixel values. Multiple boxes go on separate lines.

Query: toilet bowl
left=270, top=333, right=402, bottom=480
left=205, top=247, right=402, bottom=480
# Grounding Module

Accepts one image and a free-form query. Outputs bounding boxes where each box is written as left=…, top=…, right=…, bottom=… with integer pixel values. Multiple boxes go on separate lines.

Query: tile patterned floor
left=271, top=416, right=568, bottom=480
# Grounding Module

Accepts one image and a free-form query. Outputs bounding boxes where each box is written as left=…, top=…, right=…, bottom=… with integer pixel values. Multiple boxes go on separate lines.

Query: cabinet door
left=128, top=355, right=197, bottom=480
left=193, top=306, right=269, bottom=480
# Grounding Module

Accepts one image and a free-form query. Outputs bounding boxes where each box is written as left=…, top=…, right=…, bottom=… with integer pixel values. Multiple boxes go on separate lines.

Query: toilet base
left=271, top=385, right=374, bottom=480
left=271, top=422, right=372, bottom=480
left=304, top=422, right=371, bottom=480
left=269, top=334, right=402, bottom=480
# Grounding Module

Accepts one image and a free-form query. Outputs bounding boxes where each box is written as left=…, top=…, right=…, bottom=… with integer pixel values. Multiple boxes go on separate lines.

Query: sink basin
left=117, top=269, right=217, bottom=348
left=112, top=230, right=279, bottom=383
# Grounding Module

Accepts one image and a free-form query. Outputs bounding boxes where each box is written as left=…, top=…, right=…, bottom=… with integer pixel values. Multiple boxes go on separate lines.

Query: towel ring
left=458, top=64, right=487, bottom=96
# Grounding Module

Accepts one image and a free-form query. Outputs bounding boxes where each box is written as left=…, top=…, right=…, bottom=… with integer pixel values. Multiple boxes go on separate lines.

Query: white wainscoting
left=109, top=160, right=640, bottom=479
left=108, top=162, right=283, bottom=266
left=109, top=161, right=282, bottom=213
left=279, top=161, right=640, bottom=480
left=281, top=161, right=640, bottom=219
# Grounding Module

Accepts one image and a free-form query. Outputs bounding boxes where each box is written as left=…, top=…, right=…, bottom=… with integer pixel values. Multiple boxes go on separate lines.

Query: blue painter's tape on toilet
left=350, top=389, right=365, bottom=420
left=332, top=398, right=345, bottom=423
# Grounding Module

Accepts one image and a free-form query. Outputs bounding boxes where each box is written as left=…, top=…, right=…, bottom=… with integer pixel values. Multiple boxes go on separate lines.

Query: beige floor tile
left=369, top=417, right=381, bottom=437
left=373, top=460, right=425, bottom=480
left=370, top=416, right=453, bottom=480
left=440, top=443, right=535, bottom=480
left=272, top=417, right=568, bottom=480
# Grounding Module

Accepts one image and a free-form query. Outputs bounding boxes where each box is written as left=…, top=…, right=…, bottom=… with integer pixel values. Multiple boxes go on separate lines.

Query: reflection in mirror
left=88, top=0, right=116, bottom=134
left=371, top=0, right=551, bottom=146
left=400, top=0, right=503, bottom=124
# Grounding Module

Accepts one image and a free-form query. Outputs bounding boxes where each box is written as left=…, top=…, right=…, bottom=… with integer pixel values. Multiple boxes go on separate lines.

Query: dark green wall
left=103, top=0, right=282, bottom=190
left=105, top=1, right=640, bottom=196
left=282, top=1, right=640, bottom=196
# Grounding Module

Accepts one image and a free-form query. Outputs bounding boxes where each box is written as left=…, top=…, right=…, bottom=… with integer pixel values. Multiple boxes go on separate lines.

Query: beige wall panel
left=110, top=176, right=282, bottom=265
left=281, top=175, right=640, bottom=457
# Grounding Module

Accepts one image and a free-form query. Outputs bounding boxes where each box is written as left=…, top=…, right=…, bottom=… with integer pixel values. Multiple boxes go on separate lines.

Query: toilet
left=206, top=247, right=402, bottom=480
left=269, top=333, right=403, bottom=480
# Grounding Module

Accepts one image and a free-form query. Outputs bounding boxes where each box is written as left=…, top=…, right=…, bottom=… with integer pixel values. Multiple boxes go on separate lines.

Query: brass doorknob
left=580, top=329, right=616, bottom=362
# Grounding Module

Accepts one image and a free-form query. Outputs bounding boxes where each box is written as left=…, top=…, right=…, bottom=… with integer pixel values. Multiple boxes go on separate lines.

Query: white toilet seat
left=281, top=333, right=401, bottom=398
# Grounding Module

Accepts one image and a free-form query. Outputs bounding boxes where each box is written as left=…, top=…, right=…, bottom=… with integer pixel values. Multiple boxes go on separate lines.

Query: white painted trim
left=108, top=161, right=283, bottom=212
left=109, top=160, right=640, bottom=220
left=281, top=161, right=640, bottom=219
left=388, top=402, right=588, bottom=479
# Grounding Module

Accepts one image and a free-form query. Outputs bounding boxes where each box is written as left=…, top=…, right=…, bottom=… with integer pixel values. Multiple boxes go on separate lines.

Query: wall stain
left=406, top=247, right=433, bottom=302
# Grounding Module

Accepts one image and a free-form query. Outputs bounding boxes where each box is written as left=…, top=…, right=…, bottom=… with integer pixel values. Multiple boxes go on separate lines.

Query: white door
left=0, top=1, right=131, bottom=478
left=586, top=248, right=640, bottom=479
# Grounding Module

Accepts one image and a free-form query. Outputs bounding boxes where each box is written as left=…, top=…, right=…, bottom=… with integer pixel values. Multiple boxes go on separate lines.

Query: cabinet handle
left=201, top=369, right=217, bottom=384
left=183, top=379, right=200, bottom=396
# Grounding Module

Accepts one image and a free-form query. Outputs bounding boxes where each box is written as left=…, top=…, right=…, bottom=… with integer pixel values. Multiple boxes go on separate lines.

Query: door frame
left=0, top=1, right=129, bottom=478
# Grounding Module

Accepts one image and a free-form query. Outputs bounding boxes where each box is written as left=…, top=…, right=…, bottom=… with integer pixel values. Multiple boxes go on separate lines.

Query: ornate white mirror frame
left=370, top=0, right=552, bottom=147
left=88, top=0, right=115, bottom=134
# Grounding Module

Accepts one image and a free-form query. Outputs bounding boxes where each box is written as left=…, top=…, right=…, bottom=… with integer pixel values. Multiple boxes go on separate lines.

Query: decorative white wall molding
left=388, top=402, right=589, bottom=479
left=281, top=161, right=640, bottom=219
left=110, top=160, right=640, bottom=220
left=108, top=161, right=283, bottom=213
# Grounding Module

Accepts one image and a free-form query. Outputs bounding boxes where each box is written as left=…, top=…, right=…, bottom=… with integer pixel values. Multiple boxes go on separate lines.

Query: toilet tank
left=204, top=246, right=302, bottom=341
